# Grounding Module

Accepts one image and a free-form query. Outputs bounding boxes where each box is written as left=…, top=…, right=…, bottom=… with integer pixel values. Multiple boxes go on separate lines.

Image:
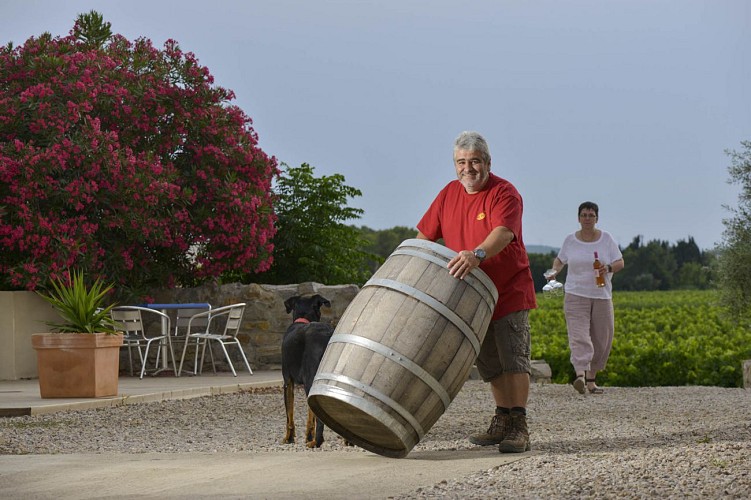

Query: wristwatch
left=607, top=264, right=613, bottom=273
left=473, top=248, right=486, bottom=262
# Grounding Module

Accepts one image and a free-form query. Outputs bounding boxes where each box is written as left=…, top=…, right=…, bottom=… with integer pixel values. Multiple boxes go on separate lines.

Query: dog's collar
left=294, top=318, right=311, bottom=324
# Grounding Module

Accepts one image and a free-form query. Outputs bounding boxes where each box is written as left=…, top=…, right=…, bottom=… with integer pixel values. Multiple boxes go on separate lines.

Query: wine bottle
left=594, top=251, right=606, bottom=287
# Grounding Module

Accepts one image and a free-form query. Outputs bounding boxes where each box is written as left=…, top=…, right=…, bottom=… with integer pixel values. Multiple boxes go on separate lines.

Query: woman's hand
left=597, top=263, right=616, bottom=278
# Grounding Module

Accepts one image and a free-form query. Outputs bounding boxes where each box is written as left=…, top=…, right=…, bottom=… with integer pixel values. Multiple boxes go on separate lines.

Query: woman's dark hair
left=578, top=201, right=599, bottom=217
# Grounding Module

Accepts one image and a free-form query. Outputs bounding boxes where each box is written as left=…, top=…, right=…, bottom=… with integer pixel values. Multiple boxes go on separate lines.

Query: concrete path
left=0, top=372, right=282, bottom=416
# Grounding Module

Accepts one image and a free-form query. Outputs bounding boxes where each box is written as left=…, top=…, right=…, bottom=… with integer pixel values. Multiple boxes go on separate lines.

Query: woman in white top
left=547, top=201, right=625, bottom=394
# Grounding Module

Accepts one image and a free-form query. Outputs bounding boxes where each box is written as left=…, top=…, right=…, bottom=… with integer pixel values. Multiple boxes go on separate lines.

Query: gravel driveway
left=1, top=380, right=749, bottom=498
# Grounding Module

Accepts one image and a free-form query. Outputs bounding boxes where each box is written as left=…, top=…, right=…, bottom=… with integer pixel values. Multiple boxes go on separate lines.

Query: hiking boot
left=469, top=412, right=508, bottom=446
left=499, top=412, right=530, bottom=453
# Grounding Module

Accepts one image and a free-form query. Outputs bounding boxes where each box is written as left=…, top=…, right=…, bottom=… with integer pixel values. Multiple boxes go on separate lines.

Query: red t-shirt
left=417, top=173, right=537, bottom=319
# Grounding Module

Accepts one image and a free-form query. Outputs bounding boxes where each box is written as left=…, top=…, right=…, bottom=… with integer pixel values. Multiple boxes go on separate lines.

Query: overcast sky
left=2, top=0, right=749, bottom=250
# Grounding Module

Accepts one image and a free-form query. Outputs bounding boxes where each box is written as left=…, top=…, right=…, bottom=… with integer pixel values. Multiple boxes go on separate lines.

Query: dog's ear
left=284, top=296, right=299, bottom=314
left=314, top=294, right=331, bottom=309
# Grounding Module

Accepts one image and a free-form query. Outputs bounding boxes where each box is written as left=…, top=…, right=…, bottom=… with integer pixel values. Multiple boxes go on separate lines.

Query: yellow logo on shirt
left=476, top=212, right=486, bottom=221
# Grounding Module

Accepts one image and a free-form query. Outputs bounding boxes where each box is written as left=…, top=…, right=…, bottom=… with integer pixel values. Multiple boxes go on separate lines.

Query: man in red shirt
left=417, top=131, right=537, bottom=453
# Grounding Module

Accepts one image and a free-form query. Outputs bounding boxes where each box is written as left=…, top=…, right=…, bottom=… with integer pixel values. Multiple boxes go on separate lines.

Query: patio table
left=141, top=303, right=211, bottom=376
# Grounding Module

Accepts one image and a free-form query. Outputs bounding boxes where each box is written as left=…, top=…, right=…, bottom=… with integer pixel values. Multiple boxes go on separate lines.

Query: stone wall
left=144, top=281, right=552, bottom=382
left=146, top=282, right=359, bottom=371
left=0, top=283, right=553, bottom=381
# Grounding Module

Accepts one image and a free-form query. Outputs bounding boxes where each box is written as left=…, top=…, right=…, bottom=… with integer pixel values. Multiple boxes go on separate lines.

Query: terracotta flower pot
left=31, top=333, right=124, bottom=398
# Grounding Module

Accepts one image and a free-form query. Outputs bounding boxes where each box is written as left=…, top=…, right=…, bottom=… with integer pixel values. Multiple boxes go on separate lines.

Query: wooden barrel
left=308, top=239, right=498, bottom=458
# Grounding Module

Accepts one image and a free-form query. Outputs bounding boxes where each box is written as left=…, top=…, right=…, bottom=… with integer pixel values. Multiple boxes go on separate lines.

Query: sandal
left=573, top=375, right=586, bottom=394
left=586, top=378, right=604, bottom=394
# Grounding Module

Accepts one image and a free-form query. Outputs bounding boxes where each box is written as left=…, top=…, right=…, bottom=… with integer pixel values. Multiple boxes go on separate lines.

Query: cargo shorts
left=475, top=309, right=532, bottom=381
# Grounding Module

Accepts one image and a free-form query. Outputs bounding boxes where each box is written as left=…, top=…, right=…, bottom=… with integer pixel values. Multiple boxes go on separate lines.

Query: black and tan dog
left=281, top=294, right=334, bottom=448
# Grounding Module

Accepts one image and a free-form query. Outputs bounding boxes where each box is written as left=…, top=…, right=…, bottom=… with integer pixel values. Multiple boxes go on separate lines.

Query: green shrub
left=530, top=290, right=751, bottom=387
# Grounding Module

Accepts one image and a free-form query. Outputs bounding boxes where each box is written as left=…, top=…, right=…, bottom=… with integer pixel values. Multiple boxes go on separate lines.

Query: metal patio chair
left=111, top=306, right=172, bottom=379
left=177, top=303, right=253, bottom=377
left=171, top=304, right=211, bottom=376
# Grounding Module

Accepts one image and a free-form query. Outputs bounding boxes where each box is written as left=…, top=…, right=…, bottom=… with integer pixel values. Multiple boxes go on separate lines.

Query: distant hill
left=526, top=244, right=558, bottom=255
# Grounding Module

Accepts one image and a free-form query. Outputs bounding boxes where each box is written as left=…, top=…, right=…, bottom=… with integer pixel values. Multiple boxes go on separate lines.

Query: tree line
left=526, top=235, right=715, bottom=293
left=358, top=228, right=716, bottom=293
left=245, top=162, right=717, bottom=292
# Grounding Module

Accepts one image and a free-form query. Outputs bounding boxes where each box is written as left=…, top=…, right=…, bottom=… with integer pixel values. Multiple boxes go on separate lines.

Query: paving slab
left=0, top=448, right=531, bottom=499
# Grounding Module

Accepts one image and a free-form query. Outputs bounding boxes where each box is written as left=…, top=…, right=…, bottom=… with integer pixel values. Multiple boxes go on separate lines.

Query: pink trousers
left=563, top=293, right=614, bottom=373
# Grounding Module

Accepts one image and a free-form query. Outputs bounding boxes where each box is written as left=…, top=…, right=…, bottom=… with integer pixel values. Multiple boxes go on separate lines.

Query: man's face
left=454, top=148, right=490, bottom=194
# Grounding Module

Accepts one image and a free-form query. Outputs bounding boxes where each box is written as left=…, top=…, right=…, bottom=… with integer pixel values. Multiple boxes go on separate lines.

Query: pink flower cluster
left=0, top=22, right=277, bottom=298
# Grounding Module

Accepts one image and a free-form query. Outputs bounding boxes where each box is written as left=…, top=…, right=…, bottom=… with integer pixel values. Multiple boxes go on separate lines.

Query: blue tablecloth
left=140, top=303, right=211, bottom=310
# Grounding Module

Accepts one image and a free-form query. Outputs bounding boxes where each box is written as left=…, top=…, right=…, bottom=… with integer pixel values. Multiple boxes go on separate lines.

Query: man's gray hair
left=454, top=131, right=491, bottom=163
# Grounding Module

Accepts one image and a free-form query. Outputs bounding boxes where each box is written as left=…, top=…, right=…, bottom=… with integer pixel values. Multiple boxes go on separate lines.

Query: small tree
left=0, top=12, right=277, bottom=299
left=717, top=140, right=751, bottom=317
left=246, top=163, right=374, bottom=285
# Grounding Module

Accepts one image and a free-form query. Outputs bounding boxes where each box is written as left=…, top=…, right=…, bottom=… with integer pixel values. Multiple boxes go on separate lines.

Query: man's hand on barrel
left=448, top=250, right=481, bottom=279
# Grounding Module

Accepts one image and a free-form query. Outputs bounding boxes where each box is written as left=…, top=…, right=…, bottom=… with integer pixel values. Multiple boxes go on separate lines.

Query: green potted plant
left=32, top=270, right=123, bottom=398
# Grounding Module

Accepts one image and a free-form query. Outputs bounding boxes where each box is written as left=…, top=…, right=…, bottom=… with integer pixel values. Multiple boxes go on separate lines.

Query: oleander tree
left=0, top=11, right=277, bottom=299
left=717, top=140, right=751, bottom=318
